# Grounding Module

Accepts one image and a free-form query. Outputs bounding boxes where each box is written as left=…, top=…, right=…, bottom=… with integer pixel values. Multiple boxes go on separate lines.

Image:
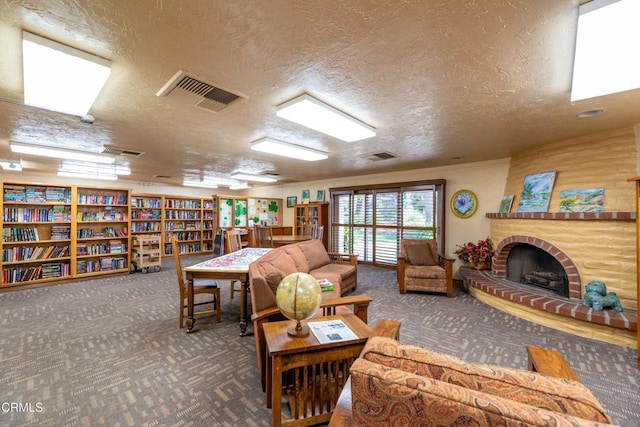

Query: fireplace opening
left=506, top=243, right=569, bottom=297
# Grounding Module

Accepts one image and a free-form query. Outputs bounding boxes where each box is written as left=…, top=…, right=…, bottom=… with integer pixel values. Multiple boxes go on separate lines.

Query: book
left=308, top=319, right=358, bottom=344
left=316, top=278, right=334, bottom=292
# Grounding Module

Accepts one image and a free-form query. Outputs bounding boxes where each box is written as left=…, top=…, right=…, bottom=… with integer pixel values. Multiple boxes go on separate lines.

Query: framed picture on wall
left=287, top=196, right=297, bottom=208
left=316, top=190, right=325, bottom=202
left=499, top=195, right=514, bottom=213
left=517, top=171, right=556, bottom=213
left=451, top=189, right=477, bottom=219
left=302, top=189, right=310, bottom=204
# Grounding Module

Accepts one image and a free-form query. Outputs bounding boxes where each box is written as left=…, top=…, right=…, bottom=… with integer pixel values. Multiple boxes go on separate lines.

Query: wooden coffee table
left=264, top=313, right=371, bottom=427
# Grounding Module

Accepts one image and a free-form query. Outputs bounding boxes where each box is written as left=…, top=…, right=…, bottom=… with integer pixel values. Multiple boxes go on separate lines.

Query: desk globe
left=275, top=272, right=322, bottom=337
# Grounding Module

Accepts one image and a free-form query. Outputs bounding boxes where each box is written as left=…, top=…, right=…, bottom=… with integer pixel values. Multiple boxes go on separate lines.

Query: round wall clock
left=451, top=189, right=477, bottom=218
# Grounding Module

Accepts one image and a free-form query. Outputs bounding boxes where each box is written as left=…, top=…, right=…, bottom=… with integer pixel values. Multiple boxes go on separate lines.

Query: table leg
left=271, top=355, right=282, bottom=427
left=187, top=278, right=195, bottom=333
left=239, top=280, right=248, bottom=336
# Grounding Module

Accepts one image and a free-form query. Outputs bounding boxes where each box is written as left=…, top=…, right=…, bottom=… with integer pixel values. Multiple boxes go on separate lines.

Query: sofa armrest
left=328, top=252, right=358, bottom=266
left=320, top=294, right=372, bottom=324
left=397, top=256, right=406, bottom=293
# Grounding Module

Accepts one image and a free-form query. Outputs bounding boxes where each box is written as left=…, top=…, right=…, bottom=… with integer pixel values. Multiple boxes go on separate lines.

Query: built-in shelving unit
left=74, top=186, right=131, bottom=278
left=1, top=182, right=73, bottom=285
left=202, top=198, right=215, bottom=252
left=295, top=202, right=328, bottom=247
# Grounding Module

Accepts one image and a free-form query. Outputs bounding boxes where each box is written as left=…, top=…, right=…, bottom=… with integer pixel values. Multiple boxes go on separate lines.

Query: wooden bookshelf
left=1, top=182, right=73, bottom=285
left=74, top=186, right=131, bottom=278
left=163, top=196, right=204, bottom=256
left=202, top=198, right=215, bottom=252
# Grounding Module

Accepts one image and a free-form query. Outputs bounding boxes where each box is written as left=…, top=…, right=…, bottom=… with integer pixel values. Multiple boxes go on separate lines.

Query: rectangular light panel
left=251, top=138, right=328, bottom=161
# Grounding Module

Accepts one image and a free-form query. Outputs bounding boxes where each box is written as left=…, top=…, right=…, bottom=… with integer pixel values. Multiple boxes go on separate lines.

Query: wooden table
left=184, top=248, right=271, bottom=335
left=264, top=313, right=371, bottom=427
left=270, top=235, right=312, bottom=247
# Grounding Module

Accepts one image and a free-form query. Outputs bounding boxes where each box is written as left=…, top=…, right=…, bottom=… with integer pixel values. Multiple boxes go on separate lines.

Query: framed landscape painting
left=517, top=171, right=556, bottom=213
left=559, top=188, right=604, bottom=212
left=499, top=195, right=514, bottom=213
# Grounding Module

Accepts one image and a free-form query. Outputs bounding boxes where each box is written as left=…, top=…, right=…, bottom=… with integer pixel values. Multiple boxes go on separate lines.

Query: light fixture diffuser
left=230, top=172, right=278, bottom=183
left=59, top=161, right=130, bottom=175
left=251, top=138, right=328, bottom=161
left=182, top=180, right=219, bottom=189
left=276, top=94, right=376, bottom=142
left=0, top=160, right=22, bottom=171
left=571, top=0, right=640, bottom=101
left=58, top=171, right=117, bottom=181
left=22, top=31, right=111, bottom=116
left=11, top=142, right=116, bottom=164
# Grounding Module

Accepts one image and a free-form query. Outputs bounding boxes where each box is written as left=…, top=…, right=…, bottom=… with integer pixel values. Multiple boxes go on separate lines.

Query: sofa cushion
left=404, top=265, right=446, bottom=279
left=405, top=242, right=437, bottom=266
left=282, top=245, right=310, bottom=273
left=298, top=239, right=331, bottom=270
left=267, top=252, right=298, bottom=277
left=350, top=358, right=613, bottom=427
left=311, top=263, right=356, bottom=285
left=360, top=337, right=611, bottom=423
left=257, top=262, right=285, bottom=295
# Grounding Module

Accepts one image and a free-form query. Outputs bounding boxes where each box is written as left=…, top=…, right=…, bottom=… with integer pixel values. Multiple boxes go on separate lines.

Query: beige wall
left=493, top=126, right=638, bottom=309
left=243, top=158, right=511, bottom=263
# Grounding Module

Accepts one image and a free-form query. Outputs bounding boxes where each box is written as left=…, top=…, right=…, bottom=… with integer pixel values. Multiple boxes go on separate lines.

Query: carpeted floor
left=1, top=256, right=638, bottom=426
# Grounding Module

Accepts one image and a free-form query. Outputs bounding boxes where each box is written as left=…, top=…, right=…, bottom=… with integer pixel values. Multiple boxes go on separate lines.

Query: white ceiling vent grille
left=156, top=70, right=245, bottom=113
left=361, top=151, right=398, bottom=162
left=101, top=146, right=145, bottom=157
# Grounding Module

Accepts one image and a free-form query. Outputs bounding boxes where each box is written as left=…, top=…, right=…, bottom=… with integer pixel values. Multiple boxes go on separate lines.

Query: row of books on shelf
left=164, top=199, right=201, bottom=209
left=2, top=245, right=70, bottom=262
left=131, top=198, right=162, bottom=208
left=3, top=206, right=71, bottom=223
left=2, top=227, right=39, bottom=242
left=131, top=209, right=161, bottom=220
left=3, top=185, right=71, bottom=204
left=164, top=211, right=201, bottom=220
left=76, top=257, right=126, bottom=273
left=76, top=241, right=127, bottom=256
left=77, top=194, right=128, bottom=205
left=131, top=222, right=162, bottom=232
left=164, top=221, right=201, bottom=231
left=3, top=262, right=70, bottom=283
left=166, top=242, right=202, bottom=254
left=77, top=227, right=128, bottom=238
left=76, top=209, right=127, bottom=222
left=165, top=231, right=201, bottom=241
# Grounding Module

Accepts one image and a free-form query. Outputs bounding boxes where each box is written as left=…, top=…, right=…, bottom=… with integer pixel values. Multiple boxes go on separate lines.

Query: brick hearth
left=460, top=267, right=637, bottom=332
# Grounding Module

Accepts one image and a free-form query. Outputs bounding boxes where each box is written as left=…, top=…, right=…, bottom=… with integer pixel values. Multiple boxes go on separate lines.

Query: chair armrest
left=371, top=319, right=401, bottom=340
left=438, top=255, right=454, bottom=297
left=250, top=306, right=282, bottom=323
left=320, top=294, right=372, bottom=324
left=397, top=256, right=406, bottom=293
left=328, top=252, right=358, bottom=266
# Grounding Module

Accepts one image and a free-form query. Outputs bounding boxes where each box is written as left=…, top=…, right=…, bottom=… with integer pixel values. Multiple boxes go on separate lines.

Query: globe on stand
left=275, top=272, right=322, bottom=337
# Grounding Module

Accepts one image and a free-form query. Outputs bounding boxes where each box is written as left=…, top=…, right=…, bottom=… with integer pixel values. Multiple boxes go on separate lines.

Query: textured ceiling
left=0, top=0, right=638, bottom=188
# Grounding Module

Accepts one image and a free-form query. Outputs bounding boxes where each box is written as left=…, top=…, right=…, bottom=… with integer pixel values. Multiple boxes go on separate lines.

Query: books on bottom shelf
left=308, top=319, right=358, bottom=344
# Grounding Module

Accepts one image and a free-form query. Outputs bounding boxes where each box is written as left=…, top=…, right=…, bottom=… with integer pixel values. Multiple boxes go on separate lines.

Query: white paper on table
left=308, top=319, right=358, bottom=344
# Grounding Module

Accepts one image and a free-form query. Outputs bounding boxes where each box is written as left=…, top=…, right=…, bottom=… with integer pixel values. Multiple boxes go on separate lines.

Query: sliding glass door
left=330, top=180, right=445, bottom=266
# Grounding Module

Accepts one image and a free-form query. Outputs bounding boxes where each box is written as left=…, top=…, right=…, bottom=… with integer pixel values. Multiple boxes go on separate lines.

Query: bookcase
left=202, top=198, right=215, bottom=252
left=74, top=186, right=131, bottom=277
left=295, top=202, right=329, bottom=248
left=130, top=194, right=163, bottom=236
left=1, top=182, right=73, bottom=285
left=163, top=196, right=204, bottom=256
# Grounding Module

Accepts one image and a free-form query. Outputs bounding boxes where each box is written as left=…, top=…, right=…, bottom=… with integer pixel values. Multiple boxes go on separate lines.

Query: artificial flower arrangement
left=454, top=237, right=494, bottom=268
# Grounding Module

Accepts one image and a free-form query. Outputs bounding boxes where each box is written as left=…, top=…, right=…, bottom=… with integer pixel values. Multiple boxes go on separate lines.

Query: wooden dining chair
left=315, top=225, right=325, bottom=241
left=171, top=236, right=221, bottom=328
left=301, top=223, right=317, bottom=238
left=224, top=229, right=243, bottom=299
left=255, top=226, right=274, bottom=248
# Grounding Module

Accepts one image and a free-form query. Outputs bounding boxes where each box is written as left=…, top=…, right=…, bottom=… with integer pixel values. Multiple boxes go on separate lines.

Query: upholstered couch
left=333, top=336, right=614, bottom=426
left=249, top=239, right=357, bottom=314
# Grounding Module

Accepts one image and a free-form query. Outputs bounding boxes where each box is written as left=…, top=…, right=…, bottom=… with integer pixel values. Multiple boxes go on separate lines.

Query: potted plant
left=454, top=237, right=494, bottom=270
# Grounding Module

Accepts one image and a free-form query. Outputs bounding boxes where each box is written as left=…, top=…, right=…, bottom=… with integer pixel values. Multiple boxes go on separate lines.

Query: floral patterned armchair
left=397, top=239, right=454, bottom=297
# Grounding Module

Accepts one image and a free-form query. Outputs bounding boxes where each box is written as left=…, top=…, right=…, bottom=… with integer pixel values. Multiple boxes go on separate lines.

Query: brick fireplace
left=460, top=211, right=637, bottom=348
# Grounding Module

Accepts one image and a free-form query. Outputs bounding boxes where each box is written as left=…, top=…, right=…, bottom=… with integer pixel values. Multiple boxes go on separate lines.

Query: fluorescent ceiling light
left=0, top=160, right=22, bottom=171
left=571, top=0, right=640, bottom=101
left=230, top=172, right=278, bottom=183
left=11, top=142, right=115, bottom=164
left=22, top=31, right=111, bottom=116
left=276, top=94, right=376, bottom=142
left=182, top=180, right=219, bottom=189
left=229, top=183, right=252, bottom=190
left=251, top=137, right=328, bottom=161
left=59, top=161, right=130, bottom=175
left=58, top=171, right=117, bottom=181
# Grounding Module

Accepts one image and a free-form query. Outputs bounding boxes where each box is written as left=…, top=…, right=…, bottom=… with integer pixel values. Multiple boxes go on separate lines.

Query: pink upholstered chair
left=397, top=239, right=454, bottom=297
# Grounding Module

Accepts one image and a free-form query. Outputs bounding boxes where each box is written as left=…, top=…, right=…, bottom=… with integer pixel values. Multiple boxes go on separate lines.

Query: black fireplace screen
left=506, top=244, right=569, bottom=297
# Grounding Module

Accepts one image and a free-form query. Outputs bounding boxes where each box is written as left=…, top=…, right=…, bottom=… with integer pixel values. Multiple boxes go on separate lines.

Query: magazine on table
left=308, top=319, right=358, bottom=344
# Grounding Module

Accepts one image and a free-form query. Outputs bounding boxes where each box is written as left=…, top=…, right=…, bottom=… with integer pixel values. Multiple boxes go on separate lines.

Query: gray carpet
left=0, top=256, right=638, bottom=426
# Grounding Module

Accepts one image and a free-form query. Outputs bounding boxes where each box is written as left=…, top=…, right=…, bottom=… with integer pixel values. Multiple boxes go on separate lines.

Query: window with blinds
left=330, top=180, right=445, bottom=266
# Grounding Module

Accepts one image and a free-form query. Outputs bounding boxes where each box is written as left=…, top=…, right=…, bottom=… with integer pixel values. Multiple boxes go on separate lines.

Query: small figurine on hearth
left=582, top=280, right=623, bottom=312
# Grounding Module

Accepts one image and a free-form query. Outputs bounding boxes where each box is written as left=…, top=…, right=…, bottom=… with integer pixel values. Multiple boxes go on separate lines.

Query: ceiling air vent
left=361, top=151, right=398, bottom=162
left=101, top=145, right=145, bottom=157
left=156, top=70, right=245, bottom=113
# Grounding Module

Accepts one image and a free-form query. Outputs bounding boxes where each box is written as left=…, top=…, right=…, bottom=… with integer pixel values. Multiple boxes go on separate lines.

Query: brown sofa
left=332, top=337, right=614, bottom=426
left=249, top=239, right=357, bottom=314
left=248, top=239, right=366, bottom=390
